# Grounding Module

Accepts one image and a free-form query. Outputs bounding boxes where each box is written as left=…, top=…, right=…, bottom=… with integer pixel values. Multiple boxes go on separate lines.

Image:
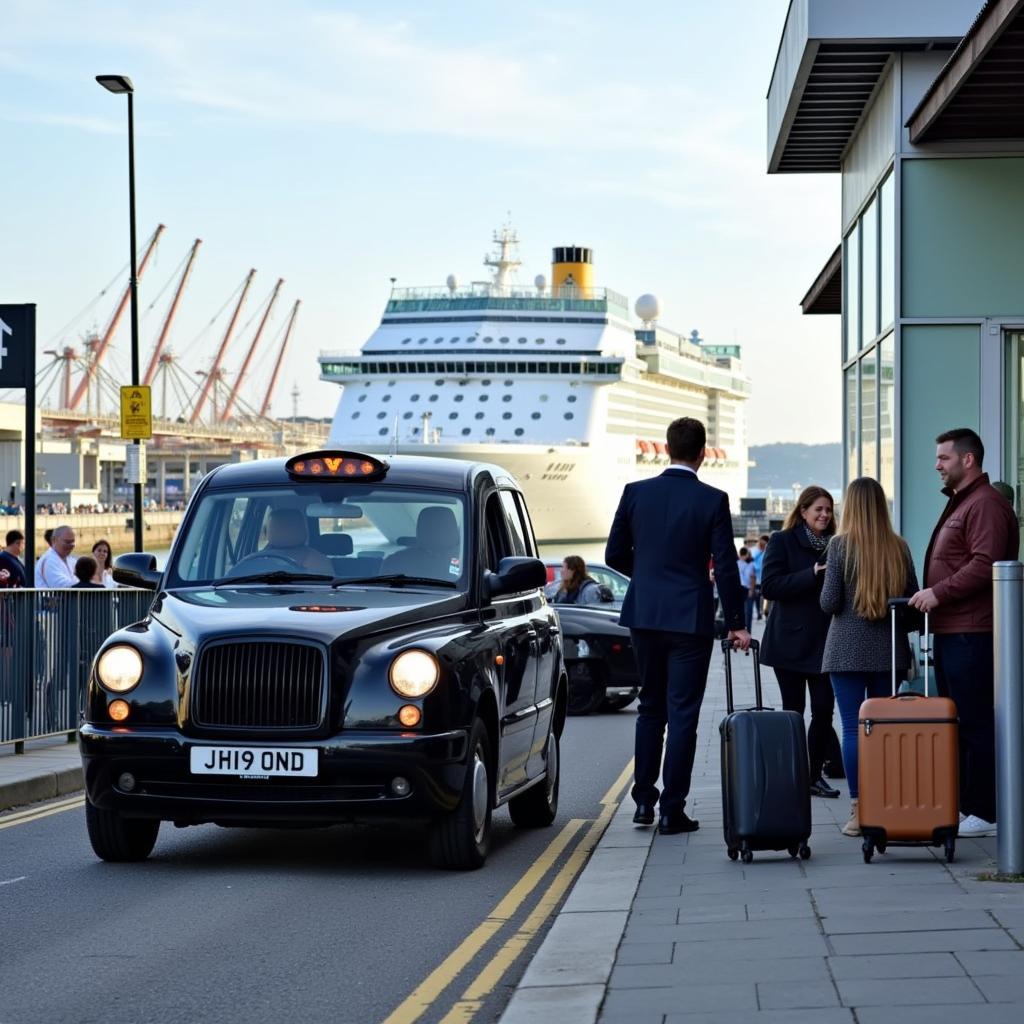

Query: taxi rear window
left=168, top=484, right=467, bottom=588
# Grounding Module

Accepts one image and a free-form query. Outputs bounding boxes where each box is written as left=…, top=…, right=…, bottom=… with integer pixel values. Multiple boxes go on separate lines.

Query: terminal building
left=769, top=0, right=1024, bottom=561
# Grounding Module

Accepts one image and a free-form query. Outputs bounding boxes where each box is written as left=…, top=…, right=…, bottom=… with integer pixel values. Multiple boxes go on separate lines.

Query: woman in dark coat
left=759, top=485, right=840, bottom=799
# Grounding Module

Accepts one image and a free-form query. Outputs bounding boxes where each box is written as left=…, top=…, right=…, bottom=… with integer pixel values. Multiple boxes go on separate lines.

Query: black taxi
left=79, top=450, right=566, bottom=869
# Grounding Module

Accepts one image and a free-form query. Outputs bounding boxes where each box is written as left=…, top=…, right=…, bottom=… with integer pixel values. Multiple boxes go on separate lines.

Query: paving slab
left=835, top=975, right=984, bottom=1007
left=830, top=928, right=1018, bottom=955
left=756, top=979, right=840, bottom=1010
left=611, top=956, right=830, bottom=987
left=827, top=952, right=966, bottom=979
left=857, top=1006, right=1023, bottom=1024
left=601, top=983, right=758, bottom=1015
left=662, top=1011, right=855, bottom=1024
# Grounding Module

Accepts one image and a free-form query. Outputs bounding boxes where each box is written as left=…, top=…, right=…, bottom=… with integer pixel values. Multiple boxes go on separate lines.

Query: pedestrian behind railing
left=0, top=587, right=154, bottom=750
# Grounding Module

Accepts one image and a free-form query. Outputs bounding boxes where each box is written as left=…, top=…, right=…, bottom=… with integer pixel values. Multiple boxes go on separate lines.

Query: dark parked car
left=79, top=450, right=566, bottom=870
left=555, top=604, right=639, bottom=716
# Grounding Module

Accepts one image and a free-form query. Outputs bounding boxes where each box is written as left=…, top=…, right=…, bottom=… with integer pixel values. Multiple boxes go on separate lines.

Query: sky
left=0, top=0, right=840, bottom=444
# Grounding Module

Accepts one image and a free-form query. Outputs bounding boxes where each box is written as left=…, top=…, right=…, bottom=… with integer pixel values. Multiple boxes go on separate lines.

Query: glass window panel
left=860, top=349, right=878, bottom=480
left=880, top=172, right=894, bottom=330
left=845, top=228, right=860, bottom=361
left=861, top=198, right=878, bottom=349
left=845, top=364, right=858, bottom=481
left=879, top=333, right=895, bottom=508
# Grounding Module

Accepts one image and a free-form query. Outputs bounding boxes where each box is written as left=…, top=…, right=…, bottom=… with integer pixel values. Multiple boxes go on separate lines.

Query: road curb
left=498, top=784, right=652, bottom=1024
left=0, top=765, right=84, bottom=814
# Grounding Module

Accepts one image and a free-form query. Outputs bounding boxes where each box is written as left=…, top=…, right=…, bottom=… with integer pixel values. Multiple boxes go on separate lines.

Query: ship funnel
left=551, top=246, right=593, bottom=294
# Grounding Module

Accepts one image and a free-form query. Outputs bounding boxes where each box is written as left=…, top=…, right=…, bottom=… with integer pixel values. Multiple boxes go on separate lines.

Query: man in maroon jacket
left=910, top=428, right=1019, bottom=838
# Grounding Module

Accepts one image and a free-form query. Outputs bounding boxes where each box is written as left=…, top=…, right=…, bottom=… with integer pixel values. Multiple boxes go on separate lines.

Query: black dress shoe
left=658, top=812, right=700, bottom=835
left=632, top=802, right=655, bottom=826
left=810, top=776, right=841, bottom=799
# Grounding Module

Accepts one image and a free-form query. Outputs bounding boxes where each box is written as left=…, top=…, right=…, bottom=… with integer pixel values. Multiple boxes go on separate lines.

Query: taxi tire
left=429, top=718, right=492, bottom=871
left=508, top=730, right=559, bottom=828
left=85, top=800, right=160, bottom=862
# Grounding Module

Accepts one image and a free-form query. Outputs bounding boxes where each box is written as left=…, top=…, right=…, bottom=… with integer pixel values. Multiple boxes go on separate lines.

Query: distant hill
left=748, top=443, right=842, bottom=492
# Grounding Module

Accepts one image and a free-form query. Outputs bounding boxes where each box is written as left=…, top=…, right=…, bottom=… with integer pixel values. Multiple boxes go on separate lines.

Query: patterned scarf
left=803, top=524, right=830, bottom=554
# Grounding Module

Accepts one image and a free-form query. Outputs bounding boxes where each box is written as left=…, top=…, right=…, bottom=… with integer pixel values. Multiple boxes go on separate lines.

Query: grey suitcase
left=720, top=638, right=812, bottom=863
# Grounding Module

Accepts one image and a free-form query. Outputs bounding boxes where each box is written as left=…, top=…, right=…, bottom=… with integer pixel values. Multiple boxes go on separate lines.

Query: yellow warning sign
left=120, top=385, right=152, bottom=440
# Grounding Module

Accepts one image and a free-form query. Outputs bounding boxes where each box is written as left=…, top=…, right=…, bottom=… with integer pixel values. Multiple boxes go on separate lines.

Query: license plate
left=189, top=746, right=318, bottom=778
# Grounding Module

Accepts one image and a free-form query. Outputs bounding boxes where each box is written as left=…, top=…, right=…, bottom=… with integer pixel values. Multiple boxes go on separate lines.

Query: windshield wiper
left=213, top=571, right=334, bottom=588
left=331, top=573, right=457, bottom=590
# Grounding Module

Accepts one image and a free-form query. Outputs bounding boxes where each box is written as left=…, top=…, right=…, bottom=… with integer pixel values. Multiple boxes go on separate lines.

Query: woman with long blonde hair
left=820, top=477, right=920, bottom=836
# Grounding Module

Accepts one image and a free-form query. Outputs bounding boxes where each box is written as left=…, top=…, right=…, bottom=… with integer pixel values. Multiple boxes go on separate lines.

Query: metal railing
left=0, top=588, right=154, bottom=750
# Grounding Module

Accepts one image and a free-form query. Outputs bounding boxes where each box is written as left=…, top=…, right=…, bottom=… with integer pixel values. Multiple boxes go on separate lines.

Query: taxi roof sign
left=286, top=450, right=388, bottom=481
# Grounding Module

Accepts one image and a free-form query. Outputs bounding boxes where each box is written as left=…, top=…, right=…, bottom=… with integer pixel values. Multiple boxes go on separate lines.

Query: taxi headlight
left=389, top=650, right=439, bottom=699
left=96, top=645, right=144, bottom=693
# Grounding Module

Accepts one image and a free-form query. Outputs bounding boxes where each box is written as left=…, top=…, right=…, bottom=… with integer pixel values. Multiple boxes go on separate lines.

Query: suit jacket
left=758, top=526, right=831, bottom=674
left=605, top=469, right=744, bottom=636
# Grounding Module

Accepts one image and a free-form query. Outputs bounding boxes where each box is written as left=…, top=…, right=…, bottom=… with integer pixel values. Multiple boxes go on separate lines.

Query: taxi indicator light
left=398, top=705, right=422, bottom=728
left=286, top=450, right=388, bottom=481
left=108, top=700, right=130, bottom=722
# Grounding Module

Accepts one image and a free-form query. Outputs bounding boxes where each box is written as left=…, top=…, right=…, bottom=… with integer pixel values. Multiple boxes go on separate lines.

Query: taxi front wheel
left=85, top=800, right=160, bottom=862
left=429, top=719, right=492, bottom=871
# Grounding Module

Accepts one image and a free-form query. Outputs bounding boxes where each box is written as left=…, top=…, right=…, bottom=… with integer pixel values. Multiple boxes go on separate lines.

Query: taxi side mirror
left=113, top=552, right=162, bottom=591
left=485, top=557, right=547, bottom=599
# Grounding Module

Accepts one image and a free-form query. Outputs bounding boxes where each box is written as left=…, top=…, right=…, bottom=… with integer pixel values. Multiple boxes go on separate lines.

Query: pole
left=24, top=306, right=37, bottom=587
left=127, top=91, right=144, bottom=552
left=993, top=560, right=1024, bottom=875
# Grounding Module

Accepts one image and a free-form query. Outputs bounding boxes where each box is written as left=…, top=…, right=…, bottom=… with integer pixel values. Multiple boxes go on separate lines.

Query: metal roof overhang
left=908, top=0, right=1024, bottom=142
left=767, top=0, right=978, bottom=173
left=800, top=246, right=842, bottom=315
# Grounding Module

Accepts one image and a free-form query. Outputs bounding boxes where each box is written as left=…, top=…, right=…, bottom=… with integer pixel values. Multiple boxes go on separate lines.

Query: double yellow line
left=383, top=758, right=634, bottom=1024
left=0, top=794, right=84, bottom=831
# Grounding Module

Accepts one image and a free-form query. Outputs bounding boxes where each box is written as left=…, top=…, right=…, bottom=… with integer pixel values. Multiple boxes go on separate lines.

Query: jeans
left=774, top=669, right=835, bottom=779
left=933, top=632, right=997, bottom=823
left=630, top=628, right=714, bottom=815
left=743, top=594, right=757, bottom=632
left=830, top=671, right=890, bottom=799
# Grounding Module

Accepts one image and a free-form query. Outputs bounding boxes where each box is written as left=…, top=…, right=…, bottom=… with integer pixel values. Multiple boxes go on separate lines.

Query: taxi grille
left=192, top=640, right=326, bottom=730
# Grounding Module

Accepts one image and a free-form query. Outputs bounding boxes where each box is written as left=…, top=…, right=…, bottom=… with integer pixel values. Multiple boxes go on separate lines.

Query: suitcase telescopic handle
left=720, top=637, right=762, bottom=715
left=888, top=597, right=930, bottom=697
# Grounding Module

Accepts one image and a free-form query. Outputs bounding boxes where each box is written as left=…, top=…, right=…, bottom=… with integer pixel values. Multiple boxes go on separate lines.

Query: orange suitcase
left=857, top=601, right=959, bottom=863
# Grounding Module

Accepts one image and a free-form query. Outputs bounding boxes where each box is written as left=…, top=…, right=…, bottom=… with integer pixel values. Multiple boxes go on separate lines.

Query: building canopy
left=907, top=0, right=1024, bottom=143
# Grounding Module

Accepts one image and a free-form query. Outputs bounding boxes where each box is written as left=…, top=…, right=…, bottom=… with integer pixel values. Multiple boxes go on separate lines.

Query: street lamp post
left=96, top=74, right=144, bottom=552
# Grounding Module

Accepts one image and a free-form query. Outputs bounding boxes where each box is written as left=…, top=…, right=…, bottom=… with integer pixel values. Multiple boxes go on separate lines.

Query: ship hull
left=354, top=441, right=745, bottom=543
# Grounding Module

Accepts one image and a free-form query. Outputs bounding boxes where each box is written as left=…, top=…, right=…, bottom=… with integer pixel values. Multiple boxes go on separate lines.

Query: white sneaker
left=958, top=815, right=997, bottom=837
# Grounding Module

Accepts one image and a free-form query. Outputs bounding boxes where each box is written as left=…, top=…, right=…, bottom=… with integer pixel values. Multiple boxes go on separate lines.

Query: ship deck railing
left=384, top=285, right=629, bottom=317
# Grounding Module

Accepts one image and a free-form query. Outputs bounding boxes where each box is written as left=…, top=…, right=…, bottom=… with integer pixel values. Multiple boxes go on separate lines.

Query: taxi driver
left=262, top=508, right=334, bottom=574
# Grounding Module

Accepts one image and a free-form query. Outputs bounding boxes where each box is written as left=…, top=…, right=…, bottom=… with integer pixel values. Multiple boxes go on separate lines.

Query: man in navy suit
left=606, top=417, right=749, bottom=834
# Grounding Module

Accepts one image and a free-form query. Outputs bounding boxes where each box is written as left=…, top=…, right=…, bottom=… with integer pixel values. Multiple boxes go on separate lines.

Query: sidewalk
left=0, top=738, right=83, bottom=813
left=501, top=623, right=1024, bottom=1024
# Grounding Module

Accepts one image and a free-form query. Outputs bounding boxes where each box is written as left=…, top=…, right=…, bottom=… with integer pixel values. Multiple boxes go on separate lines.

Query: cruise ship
left=319, top=230, right=750, bottom=542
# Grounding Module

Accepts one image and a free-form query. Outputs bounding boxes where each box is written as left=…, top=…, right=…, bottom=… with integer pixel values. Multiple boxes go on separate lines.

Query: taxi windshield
left=167, top=484, right=468, bottom=589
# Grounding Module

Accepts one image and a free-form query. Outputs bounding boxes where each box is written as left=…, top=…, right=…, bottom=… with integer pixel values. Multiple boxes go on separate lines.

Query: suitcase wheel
left=800, top=844, right=811, bottom=860
left=862, top=838, right=875, bottom=864
left=787, top=844, right=799, bottom=858
left=740, top=848, right=753, bottom=865
left=944, top=837, right=956, bottom=863
left=727, top=847, right=739, bottom=861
